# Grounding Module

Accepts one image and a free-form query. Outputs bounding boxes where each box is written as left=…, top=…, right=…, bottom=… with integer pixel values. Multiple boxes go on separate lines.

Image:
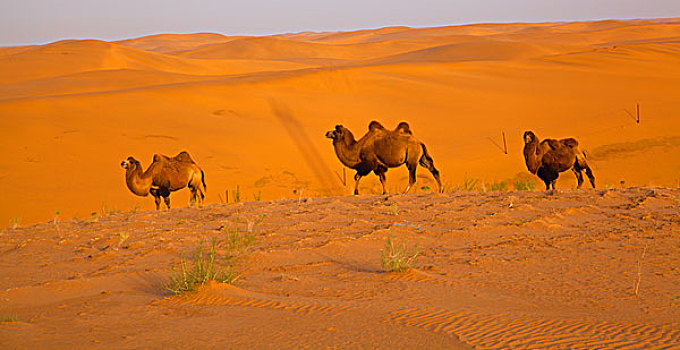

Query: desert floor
left=1, top=188, right=679, bottom=348
left=1, top=18, right=680, bottom=348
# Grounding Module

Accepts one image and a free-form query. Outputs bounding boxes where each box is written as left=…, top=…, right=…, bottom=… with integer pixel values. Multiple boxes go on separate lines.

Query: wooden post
left=636, top=103, right=640, bottom=124
left=502, top=131, right=508, bottom=154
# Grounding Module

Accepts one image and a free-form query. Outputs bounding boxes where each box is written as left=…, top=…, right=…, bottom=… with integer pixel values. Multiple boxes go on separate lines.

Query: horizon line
left=2, top=16, right=678, bottom=48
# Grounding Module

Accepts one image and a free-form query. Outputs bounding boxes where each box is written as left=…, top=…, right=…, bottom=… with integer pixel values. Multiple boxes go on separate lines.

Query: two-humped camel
left=120, top=151, right=206, bottom=209
left=326, top=121, right=442, bottom=195
left=523, top=131, right=595, bottom=190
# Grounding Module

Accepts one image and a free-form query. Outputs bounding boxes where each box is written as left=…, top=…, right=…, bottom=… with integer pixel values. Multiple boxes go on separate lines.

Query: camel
left=120, top=151, right=206, bottom=210
left=523, top=131, right=595, bottom=190
left=325, top=121, right=442, bottom=195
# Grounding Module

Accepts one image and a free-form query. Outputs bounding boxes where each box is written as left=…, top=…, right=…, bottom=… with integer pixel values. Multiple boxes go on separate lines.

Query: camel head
left=523, top=131, right=537, bottom=144
left=325, top=125, right=349, bottom=140
left=120, top=156, right=140, bottom=171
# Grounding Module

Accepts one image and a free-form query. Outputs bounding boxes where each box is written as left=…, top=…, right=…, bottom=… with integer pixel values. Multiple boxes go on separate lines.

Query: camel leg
left=150, top=189, right=161, bottom=210
left=404, top=164, right=417, bottom=194
left=354, top=173, right=362, bottom=195
left=572, top=167, right=585, bottom=189
left=585, top=167, right=596, bottom=188
left=419, top=154, right=442, bottom=193
left=375, top=169, right=387, bottom=195
left=164, top=196, right=171, bottom=209
left=189, top=188, right=198, bottom=207
left=576, top=152, right=596, bottom=188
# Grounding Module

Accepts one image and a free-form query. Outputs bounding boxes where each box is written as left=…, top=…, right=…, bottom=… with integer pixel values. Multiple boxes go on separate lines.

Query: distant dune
left=1, top=18, right=679, bottom=226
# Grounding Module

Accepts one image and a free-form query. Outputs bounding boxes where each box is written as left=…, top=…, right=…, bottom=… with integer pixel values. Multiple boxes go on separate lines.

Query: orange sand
left=0, top=18, right=680, bottom=347
left=0, top=19, right=679, bottom=226
left=1, top=189, right=679, bottom=347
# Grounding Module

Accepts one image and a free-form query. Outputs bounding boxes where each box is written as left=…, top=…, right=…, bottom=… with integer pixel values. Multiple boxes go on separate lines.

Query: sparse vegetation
left=2, top=314, right=19, bottom=323
left=252, top=191, right=261, bottom=201
left=381, top=235, right=420, bottom=272
left=101, top=204, right=120, bottom=215
left=513, top=178, right=536, bottom=191
left=457, top=176, right=480, bottom=192
left=489, top=181, right=509, bottom=192
left=85, top=212, right=99, bottom=223
left=129, top=205, right=140, bottom=214
left=9, top=216, right=20, bottom=229
left=167, top=238, right=238, bottom=295
left=220, top=215, right=262, bottom=258
left=233, top=185, right=241, bottom=203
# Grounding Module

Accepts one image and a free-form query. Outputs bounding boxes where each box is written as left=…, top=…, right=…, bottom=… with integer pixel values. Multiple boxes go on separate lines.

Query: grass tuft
left=9, top=216, right=20, bottom=229
left=381, top=235, right=420, bottom=272
left=489, top=180, right=509, bottom=192
left=2, top=314, right=19, bottom=322
left=166, top=238, right=237, bottom=295
left=221, top=216, right=262, bottom=258
left=513, top=178, right=536, bottom=191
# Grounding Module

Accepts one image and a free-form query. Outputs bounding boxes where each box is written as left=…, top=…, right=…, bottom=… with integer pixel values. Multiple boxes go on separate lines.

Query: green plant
left=221, top=216, right=262, bottom=257
left=513, top=178, right=536, bottom=191
left=457, top=176, right=480, bottom=192
left=167, top=238, right=237, bottom=295
left=86, top=212, right=99, bottom=223
left=252, top=191, right=261, bottom=201
left=232, top=185, right=241, bottom=203
left=489, top=181, right=508, bottom=192
left=381, top=235, right=420, bottom=272
left=101, top=204, right=120, bottom=215
left=2, top=314, right=18, bottom=322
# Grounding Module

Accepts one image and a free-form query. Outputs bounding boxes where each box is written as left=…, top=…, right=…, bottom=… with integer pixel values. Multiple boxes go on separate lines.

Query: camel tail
left=418, top=143, right=442, bottom=192
left=201, top=169, right=207, bottom=193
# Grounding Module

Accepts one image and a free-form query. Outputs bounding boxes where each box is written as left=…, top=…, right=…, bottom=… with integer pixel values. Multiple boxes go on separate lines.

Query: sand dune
left=0, top=19, right=680, bottom=225
left=0, top=18, right=679, bottom=230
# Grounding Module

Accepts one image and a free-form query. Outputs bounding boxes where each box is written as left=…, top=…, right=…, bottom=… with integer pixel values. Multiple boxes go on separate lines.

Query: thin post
left=225, top=190, right=229, bottom=204
left=636, top=103, right=640, bottom=124
left=502, top=131, right=508, bottom=154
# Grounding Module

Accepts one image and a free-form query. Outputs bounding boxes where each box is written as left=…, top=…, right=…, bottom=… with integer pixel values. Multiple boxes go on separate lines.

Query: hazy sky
left=2, top=0, right=679, bottom=46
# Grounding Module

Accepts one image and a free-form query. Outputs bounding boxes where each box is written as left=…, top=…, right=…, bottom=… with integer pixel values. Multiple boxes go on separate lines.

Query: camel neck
left=523, top=141, right=541, bottom=174
left=126, top=164, right=153, bottom=196
left=333, top=134, right=361, bottom=168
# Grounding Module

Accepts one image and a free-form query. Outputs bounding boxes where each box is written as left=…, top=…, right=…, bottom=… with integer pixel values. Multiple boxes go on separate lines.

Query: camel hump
left=174, top=151, right=194, bottom=163
left=152, top=154, right=167, bottom=163
left=545, top=139, right=561, bottom=150
left=396, top=122, right=412, bottom=135
left=368, top=121, right=385, bottom=131
left=561, top=138, right=579, bottom=148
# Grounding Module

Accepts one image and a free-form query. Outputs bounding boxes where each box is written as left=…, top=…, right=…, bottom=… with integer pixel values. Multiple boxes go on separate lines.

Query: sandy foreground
left=1, top=19, right=679, bottom=226
left=1, top=188, right=679, bottom=348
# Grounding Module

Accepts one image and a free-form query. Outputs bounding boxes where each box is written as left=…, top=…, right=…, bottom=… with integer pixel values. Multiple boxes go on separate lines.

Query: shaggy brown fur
left=326, top=121, right=442, bottom=195
left=523, top=131, right=595, bottom=190
left=120, top=151, right=206, bottom=209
